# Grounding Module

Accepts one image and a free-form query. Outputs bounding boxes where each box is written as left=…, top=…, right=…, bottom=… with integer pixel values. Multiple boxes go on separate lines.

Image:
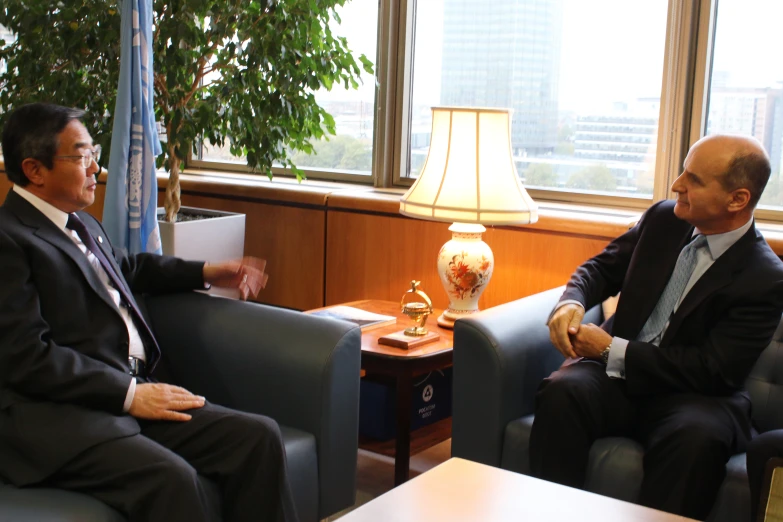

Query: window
left=0, top=24, right=12, bottom=80
left=108, top=0, right=783, bottom=220
left=5, top=1, right=783, bottom=221
left=196, top=0, right=379, bottom=180
left=705, top=0, right=783, bottom=211
left=0, top=24, right=12, bottom=158
left=405, top=0, right=669, bottom=202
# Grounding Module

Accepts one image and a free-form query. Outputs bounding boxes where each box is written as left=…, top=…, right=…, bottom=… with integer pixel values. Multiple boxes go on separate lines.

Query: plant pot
left=157, top=206, right=245, bottom=299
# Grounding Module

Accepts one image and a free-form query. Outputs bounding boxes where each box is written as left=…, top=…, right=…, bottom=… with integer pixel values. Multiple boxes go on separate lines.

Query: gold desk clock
left=379, top=280, right=441, bottom=349
left=401, top=280, right=433, bottom=336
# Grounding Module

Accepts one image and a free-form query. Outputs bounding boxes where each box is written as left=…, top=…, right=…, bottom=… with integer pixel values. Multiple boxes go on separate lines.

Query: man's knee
left=129, top=450, right=211, bottom=520
left=226, top=413, right=285, bottom=458
left=650, top=424, right=731, bottom=468
left=155, top=456, right=202, bottom=491
left=536, top=362, right=608, bottom=410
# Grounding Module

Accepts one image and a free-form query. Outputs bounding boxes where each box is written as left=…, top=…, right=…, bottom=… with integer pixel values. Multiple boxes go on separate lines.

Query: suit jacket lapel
left=4, top=192, right=119, bottom=312
left=659, top=225, right=759, bottom=347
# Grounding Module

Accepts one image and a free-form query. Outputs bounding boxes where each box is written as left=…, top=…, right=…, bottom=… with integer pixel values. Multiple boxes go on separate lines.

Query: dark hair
left=1, top=103, right=86, bottom=186
left=720, top=151, right=771, bottom=209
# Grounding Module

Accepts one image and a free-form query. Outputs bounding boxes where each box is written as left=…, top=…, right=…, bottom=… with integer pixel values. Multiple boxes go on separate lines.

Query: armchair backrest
left=746, top=316, right=783, bottom=433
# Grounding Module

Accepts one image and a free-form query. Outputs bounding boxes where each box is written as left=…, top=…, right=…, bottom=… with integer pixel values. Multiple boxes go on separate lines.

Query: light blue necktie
left=637, top=234, right=708, bottom=343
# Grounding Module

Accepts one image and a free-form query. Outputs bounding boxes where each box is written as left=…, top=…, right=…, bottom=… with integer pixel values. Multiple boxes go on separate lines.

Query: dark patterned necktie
left=66, top=213, right=160, bottom=368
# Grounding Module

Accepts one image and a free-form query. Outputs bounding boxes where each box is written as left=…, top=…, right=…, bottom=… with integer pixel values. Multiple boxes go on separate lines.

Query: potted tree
left=0, top=0, right=372, bottom=242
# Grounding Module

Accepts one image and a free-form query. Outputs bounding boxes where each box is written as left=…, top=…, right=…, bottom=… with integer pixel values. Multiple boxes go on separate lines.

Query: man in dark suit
left=0, top=103, right=298, bottom=522
left=530, top=134, right=783, bottom=520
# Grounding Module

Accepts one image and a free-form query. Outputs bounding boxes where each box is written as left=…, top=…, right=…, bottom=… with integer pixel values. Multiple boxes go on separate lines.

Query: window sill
left=158, top=170, right=783, bottom=250
left=755, top=223, right=783, bottom=255
left=7, top=163, right=782, bottom=253
left=325, top=186, right=639, bottom=240
left=97, top=168, right=365, bottom=207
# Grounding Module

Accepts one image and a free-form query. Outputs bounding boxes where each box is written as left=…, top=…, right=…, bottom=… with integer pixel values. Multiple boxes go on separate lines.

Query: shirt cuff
left=606, top=337, right=629, bottom=379
left=546, top=300, right=585, bottom=326
left=123, top=378, right=136, bottom=413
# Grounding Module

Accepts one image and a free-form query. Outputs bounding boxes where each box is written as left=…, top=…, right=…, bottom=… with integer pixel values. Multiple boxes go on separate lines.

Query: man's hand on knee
left=548, top=304, right=584, bottom=359
left=129, top=383, right=206, bottom=421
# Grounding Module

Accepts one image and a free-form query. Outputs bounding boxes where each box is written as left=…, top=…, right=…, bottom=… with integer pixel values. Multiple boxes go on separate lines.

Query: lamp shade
left=400, top=107, right=538, bottom=226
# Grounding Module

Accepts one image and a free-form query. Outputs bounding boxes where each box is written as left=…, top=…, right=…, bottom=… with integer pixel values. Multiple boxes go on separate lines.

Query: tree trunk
left=164, top=144, right=181, bottom=222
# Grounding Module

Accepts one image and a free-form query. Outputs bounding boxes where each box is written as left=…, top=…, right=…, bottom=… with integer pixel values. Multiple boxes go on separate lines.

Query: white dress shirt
left=13, top=185, right=141, bottom=410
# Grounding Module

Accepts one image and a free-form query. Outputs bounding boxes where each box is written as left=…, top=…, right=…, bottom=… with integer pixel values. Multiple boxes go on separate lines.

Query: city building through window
left=408, top=0, right=667, bottom=199
left=3, top=2, right=783, bottom=219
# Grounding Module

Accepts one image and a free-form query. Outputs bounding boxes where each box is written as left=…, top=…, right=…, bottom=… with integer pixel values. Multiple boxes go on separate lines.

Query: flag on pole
left=104, top=0, right=162, bottom=254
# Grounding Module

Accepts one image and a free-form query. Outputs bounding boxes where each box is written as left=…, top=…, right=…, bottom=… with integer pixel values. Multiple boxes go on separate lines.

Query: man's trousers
left=45, top=402, right=299, bottom=522
left=529, top=359, right=751, bottom=520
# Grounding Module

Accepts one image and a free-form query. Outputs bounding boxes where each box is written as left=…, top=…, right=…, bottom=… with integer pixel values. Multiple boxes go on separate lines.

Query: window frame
left=185, top=0, right=783, bottom=223
left=187, top=0, right=383, bottom=185
left=388, top=0, right=699, bottom=211
left=187, top=154, right=378, bottom=184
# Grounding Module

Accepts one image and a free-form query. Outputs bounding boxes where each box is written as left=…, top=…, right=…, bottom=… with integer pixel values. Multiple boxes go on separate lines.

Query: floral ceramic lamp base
left=436, top=223, right=494, bottom=329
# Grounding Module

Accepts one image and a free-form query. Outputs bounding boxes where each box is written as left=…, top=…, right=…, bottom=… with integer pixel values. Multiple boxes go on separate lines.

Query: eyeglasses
left=53, top=144, right=101, bottom=168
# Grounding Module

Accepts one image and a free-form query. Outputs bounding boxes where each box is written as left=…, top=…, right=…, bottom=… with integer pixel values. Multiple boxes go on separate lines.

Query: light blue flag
left=104, top=0, right=162, bottom=254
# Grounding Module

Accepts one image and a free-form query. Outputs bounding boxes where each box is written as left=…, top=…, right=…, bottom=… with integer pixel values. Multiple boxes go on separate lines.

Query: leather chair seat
left=0, top=485, right=126, bottom=522
left=502, top=414, right=645, bottom=502
left=0, top=426, right=316, bottom=522
left=0, top=293, right=362, bottom=521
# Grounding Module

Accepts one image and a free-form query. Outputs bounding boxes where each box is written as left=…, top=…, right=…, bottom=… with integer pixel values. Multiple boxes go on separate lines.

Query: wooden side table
left=306, top=299, right=454, bottom=486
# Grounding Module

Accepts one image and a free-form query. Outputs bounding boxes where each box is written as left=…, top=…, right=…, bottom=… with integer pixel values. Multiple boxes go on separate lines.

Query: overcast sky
left=712, top=0, right=783, bottom=89
left=320, top=0, right=783, bottom=114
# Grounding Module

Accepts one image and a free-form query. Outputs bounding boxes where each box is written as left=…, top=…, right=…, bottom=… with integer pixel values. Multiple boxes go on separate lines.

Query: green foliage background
left=0, top=0, right=373, bottom=219
left=567, top=164, right=617, bottom=191
left=523, top=163, right=556, bottom=188
left=290, top=134, right=371, bottom=171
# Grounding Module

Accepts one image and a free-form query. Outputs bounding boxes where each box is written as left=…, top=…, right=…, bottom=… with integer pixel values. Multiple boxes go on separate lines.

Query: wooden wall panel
left=480, top=226, right=609, bottom=306
left=0, top=176, right=11, bottom=196
left=87, top=183, right=107, bottom=221
left=178, top=193, right=325, bottom=311
left=324, top=210, right=608, bottom=310
left=8, top=167, right=779, bottom=314
left=325, top=211, right=453, bottom=309
left=0, top=175, right=324, bottom=310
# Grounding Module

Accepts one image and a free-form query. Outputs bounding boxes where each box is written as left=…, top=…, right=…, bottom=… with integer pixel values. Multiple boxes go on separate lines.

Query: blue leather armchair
left=452, top=287, right=783, bottom=522
left=0, top=292, right=362, bottom=522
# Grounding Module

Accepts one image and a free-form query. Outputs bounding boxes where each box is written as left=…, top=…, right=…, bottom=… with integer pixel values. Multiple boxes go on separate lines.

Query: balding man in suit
left=531, top=134, right=783, bottom=520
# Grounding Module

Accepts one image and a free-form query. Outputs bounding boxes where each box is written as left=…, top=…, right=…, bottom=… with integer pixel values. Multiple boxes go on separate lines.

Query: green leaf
left=0, top=0, right=376, bottom=185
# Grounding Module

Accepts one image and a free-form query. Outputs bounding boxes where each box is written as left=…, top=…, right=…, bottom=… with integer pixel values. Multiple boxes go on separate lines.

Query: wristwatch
left=600, top=345, right=611, bottom=364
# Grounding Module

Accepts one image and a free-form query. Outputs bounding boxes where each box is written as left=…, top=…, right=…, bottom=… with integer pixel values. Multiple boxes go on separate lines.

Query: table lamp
left=400, top=107, right=538, bottom=328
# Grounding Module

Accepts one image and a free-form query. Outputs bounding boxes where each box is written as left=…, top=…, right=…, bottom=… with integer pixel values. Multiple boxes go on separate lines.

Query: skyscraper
left=439, top=0, right=564, bottom=156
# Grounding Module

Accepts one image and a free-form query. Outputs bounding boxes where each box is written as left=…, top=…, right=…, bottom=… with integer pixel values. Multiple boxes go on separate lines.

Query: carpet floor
left=325, top=438, right=452, bottom=520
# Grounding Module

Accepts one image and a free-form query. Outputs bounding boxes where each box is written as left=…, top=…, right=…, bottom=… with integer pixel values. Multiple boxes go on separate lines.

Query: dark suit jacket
left=0, top=189, right=205, bottom=486
left=561, top=200, right=783, bottom=398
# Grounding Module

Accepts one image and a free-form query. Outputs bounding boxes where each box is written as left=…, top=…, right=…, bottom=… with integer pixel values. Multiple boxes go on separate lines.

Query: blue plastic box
left=359, top=368, right=453, bottom=441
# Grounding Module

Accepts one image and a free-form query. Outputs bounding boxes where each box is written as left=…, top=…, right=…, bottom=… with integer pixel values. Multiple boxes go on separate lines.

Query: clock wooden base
left=378, top=330, right=441, bottom=350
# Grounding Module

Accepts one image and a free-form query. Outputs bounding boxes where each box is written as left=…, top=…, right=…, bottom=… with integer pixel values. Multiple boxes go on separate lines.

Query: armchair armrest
left=144, top=292, right=361, bottom=515
left=452, top=287, right=602, bottom=467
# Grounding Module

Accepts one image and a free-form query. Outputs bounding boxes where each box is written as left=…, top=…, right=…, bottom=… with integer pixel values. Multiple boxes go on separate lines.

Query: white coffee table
left=337, top=458, right=697, bottom=521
